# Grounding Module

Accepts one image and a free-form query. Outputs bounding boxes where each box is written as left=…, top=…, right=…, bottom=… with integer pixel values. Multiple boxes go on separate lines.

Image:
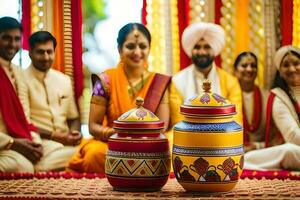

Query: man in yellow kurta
left=20, top=31, right=82, bottom=171
left=23, top=31, right=81, bottom=141
left=170, top=22, right=243, bottom=128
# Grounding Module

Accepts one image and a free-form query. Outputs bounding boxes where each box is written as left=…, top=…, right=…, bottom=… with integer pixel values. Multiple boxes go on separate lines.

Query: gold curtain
left=293, top=0, right=300, bottom=47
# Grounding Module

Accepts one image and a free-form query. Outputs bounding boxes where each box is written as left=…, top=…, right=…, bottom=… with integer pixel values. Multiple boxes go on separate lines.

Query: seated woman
left=67, top=23, right=171, bottom=173
left=244, top=45, right=300, bottom=170
left=233, top=52, right=268, bottom=152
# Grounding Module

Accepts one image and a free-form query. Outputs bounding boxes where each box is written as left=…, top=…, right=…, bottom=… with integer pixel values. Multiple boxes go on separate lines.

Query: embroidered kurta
left=0, top=61, right=78, bottom=173
left=21, top=65, right=79, bottom=132
left=242, top=86, right=268, bottom=149
left=244, top=87, right=300, bottom=170
left=271, top=87, right=300, bottom=145
left=0, top=58, right=29, bottom=150
left=169, top=64, right=243, bottom=126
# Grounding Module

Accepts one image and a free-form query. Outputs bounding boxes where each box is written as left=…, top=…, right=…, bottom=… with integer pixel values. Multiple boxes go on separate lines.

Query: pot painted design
left=105, top=97, right=170, bottom=192
left=172, top=80, right=243, bottom=192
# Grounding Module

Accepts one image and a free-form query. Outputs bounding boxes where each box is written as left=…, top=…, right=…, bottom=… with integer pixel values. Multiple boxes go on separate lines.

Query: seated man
left=0, top=17, right=80, bottom=173
left=170, top=22, right=243, bottom=127
left=19, top=31, right=82, bottom=171
left=0, top=16, right=42, bottom=173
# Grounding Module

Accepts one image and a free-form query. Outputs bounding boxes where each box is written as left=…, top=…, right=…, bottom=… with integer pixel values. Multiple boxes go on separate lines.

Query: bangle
left=5, top=138, right=14, bottom=150
left=102, top=127, right=114, bottom=141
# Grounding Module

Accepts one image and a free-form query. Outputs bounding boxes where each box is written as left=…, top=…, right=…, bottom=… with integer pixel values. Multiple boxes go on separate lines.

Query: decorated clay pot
left=105, top=97, right=171, bottom=192
left=172, top=80, right=243, bottom=192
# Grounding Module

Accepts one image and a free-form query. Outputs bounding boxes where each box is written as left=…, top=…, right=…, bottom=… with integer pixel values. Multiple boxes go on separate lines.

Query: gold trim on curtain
left=62, top=0, right=74, bottom=82
left=249, top=0, right=265, bottom=87
left=31, top=0, right=43, bottom=32
left=293, top=0, right=300, bottom=47
left=52, top=0, right=65, bottom=72
left=220, top=0, right=235, bottom=73
left=43, top=0, right=53, bottom=32
left=170, top=0, right=180, bottom=74
left=235, top=0, right=250, bottom=56
left=189, top=0, right=204, bottom=23
left=146, top=0, right=166, bottom=74
left=263, top=0, right=281, bottom=89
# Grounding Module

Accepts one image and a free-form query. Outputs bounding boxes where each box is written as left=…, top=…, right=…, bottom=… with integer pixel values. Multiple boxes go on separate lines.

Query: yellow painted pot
left=172, top=81, right=243, bottom=192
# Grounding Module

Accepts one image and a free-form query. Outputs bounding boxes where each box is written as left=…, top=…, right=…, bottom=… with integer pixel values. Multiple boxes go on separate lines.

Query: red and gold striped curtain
left=281, top=0, right=293, bottom=46
left=21, top=0, right=83, bottom=104
left=177, top=0, right=191, bottom=71
left=142, top=0, right=299, bottom=89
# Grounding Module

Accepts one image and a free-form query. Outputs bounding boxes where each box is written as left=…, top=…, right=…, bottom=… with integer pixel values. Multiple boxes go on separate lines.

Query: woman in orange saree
left=68, top=23, right=171, bottom=173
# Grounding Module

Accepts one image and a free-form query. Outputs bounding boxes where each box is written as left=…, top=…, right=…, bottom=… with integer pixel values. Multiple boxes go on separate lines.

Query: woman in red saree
left=244, top=46, right=300, bottom=170
left=68, top=23, right=171, bottom=173
left=233, top=52, right=268, bottom=152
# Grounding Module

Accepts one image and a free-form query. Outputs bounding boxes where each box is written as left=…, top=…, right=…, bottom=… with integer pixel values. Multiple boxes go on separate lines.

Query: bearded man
left=169, top=22, right=243, bottom=126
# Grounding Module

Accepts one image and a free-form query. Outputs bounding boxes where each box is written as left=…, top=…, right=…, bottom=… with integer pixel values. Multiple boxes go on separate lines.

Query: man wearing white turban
left=244, top=45, right=300, bottom=170
left=169, top=22, right=243, bottom=126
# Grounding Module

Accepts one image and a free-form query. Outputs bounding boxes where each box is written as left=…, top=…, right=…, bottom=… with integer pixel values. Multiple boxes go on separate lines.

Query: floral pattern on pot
left=200, top=93, right=210, bottom=104
left=212, top=93, right=227, bottom=104
left=172, top=81, right=243, bottom=192
left=173, top=155, right=241, bottom=183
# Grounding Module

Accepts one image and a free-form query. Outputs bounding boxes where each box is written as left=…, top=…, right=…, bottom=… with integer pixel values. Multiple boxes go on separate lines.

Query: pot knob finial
left=136, top=97, right=144, bottom=107
left=202, top=80, right=211, bottom=93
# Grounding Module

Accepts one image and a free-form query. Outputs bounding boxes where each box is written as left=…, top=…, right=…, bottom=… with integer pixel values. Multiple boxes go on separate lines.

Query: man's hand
left=10, top=138, right=43, bottom=164
left=52, top=130, right=82, bottom=146
left=244, top=143, right=257, bottom=153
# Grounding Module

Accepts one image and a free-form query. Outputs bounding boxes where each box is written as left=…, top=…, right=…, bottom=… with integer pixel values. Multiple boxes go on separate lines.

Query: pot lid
left=113, top=97, right=164, bottom=130
left=180, top=80, right=236, bottom=117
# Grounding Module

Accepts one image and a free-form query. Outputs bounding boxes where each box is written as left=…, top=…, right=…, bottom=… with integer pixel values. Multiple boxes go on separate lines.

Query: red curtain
left=214, top=0, right=223, bottom=68
left=178, top=0, right=191, bottom=70
left=71, top=0, right=84, bottom=102
left=21, top=0, right=31, bottom=50
left=142, top=0, right=147, bottom=25
left=280, top=0, right=293, bottom=46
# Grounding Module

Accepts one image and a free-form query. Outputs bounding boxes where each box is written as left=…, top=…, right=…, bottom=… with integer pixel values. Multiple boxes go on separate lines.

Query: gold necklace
left=126, top=72, right=144, bottom=97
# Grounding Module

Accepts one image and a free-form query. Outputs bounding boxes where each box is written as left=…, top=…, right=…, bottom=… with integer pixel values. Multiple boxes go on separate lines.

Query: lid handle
left=136, top=97, right=144, bottom=107
left=202, top=79, right=211, bottom=93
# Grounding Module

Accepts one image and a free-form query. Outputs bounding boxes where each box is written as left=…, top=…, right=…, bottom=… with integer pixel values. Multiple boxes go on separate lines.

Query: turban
left=274, top=45, right=300, bottom=69
left=181, top=22, right=225, bottom=57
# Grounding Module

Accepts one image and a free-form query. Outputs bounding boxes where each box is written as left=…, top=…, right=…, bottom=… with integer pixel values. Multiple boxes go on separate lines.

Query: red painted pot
left=105, top=97, right=171, bottom=191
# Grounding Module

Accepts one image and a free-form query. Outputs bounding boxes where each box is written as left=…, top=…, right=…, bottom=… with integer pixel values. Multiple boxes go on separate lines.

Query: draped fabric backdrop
left=20, top=0, right=299, bottom=114
left=177, top=0, right=191, bottom=71
left=21, top=0, right=31, bottom=50
left=142, top=0, right=299, bottom=89
left=21, top=0, right=83, bottom=111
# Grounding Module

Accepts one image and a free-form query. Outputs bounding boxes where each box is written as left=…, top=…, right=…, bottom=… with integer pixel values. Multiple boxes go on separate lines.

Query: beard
left=192, top=54, right=214, bottom=70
